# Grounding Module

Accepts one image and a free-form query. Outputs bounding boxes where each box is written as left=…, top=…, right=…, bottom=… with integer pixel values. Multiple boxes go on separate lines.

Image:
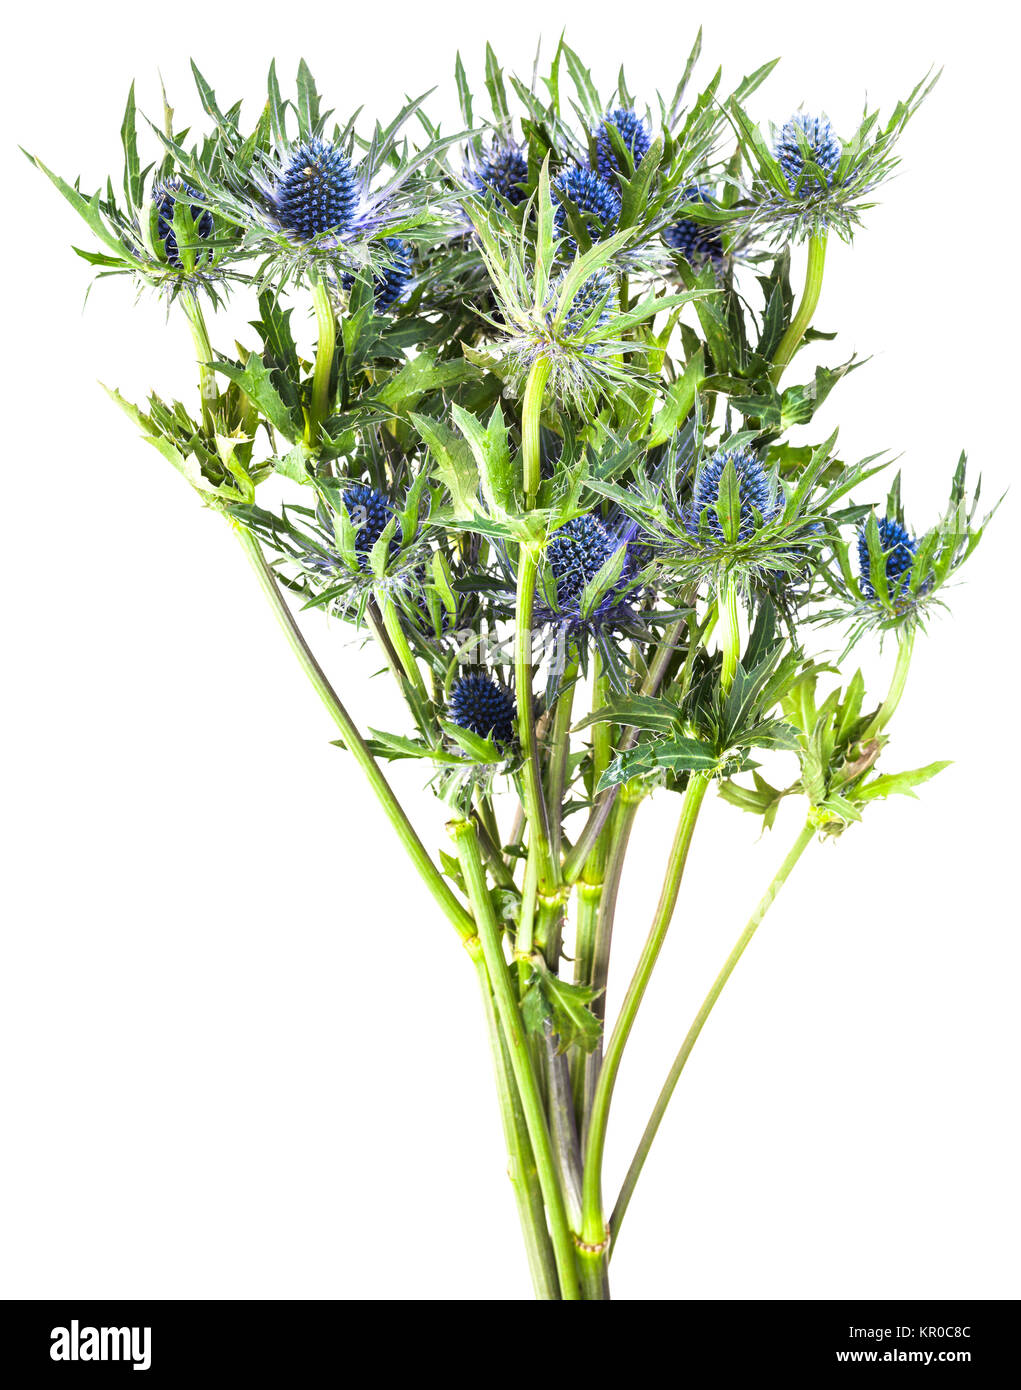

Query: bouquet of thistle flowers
left=30, top=33, right=997, bottom=1301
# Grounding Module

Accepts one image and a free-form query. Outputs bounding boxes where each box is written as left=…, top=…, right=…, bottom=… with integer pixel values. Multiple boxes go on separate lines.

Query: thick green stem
left=522, top=356, right=552, bottom=507
left=579, top=772, right=710, bottom=1260
left=546, top=657, right=579, bottom=867
left=515, top=546, right=555, bottom=894
left=769, top=234, right=827, bottom=386
left=307, top=271, right=337, bottom=446
left=473, top=953, right=560, bottom=1299
left=863, top=627, right=915, bottom=742
left=234, top=524, right=473, bottom=940
left=181, top=291, right=217, bottom=434
left=720, top=573, right=740, bottom=692
left=380, top=597, right=433, bottom=724
left=450, top=821, right=581, bottom=1300
left=610, top=818, right=816, bottom=1247
left=576, top=792, right=642, bottom=1137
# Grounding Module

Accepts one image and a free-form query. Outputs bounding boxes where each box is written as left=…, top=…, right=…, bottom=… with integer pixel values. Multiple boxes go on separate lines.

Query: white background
left=2, top=0, right=1018, bottom=1300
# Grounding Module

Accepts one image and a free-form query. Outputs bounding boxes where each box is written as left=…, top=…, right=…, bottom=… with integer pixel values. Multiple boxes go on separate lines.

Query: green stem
left=546, top=657, right=579, bottom=868
left=863, top=627, right=915, bottom=742
left=577, top=791, right=642, bottom=1138
left=515, top=545, right=555, bottom=894
left=181, top=291, right=216, bottom=434
left=380, top=597, right=432, bottom=716
left=307, top=270, right=337, bottom=446
left=522, top=357, right=552, bottom=507
left=769, top=233, right=827, bottom=387
left=234, top=524, right=473, bottom=941
left=579, top=772, right=710, bottom=1260
left=473, top=953, right=560, bottom=1299
left=610, top=818, right=816, bottom=1247
left=450, top=820, right=581, bottom=1300
left=720, top=573, right=740, bottom=692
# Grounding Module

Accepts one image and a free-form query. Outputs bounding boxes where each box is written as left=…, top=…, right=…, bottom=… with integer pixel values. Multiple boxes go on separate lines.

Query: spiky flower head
left=663, top=185, right=724, bottom=266
left=857, top=515, right=916, bottom=601
left=553, top=166, right=621, bottom=245
left=448, top=673, right=516, bottom=744
left=688, top=447, right=780, bottom=543
left=554, top=267, right=615, bottom=341
left=541, top=513, right=637, bottom=634
left=775, top=114, right=842, bottom=194
left=152, top=179, right=214, bottom=268
left=468, top=141, right=529, bottom=205
left=343, top=483, right=401, bottom=568
left=343, top=237, right=414, bottom=311
left=272, top=137, right=360, bottom=241
left=595, top=108, right=652, bottom=181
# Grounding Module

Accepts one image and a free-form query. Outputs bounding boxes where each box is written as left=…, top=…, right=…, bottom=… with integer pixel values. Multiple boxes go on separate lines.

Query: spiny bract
left=688, top=447, right=780, bottom=543
left=858, top=515, right=917, bottom=599
left=775, top=114, right=842, bottom=193
left=595, top=108, right=651, bottom=181
left=448, top=673, right=516, bottom=743
left=273, top=138, right=360, bottom=240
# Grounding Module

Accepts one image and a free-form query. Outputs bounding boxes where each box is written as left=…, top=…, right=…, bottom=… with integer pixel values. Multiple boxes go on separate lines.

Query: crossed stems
left=180, top=239, right=914, bottom=1299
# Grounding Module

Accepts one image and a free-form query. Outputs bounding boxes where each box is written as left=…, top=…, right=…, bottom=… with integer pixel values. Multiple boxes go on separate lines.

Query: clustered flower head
left=152, top=178, right=214, bottom=267
left=469, top=141, right=530, bottom=205
left=343, top=237, right=414, bottom=311
left=553, top=166, right=621, bottom=245
left=595, top=108, right=651, bottom=181
left=540, top=513, right=637, bottom=634
left=775, top=114, right=842, bottom=193
left=272, top=138, right=360, bottom=241
left=343, top=483, right=400, bottom=568
left=687, top=447, right=780, bottom=543
left=448, top=673, right=516, bottom=743
left=857, top=515, right=917, bottom=600
left=663, top=185, right=724, bottom=265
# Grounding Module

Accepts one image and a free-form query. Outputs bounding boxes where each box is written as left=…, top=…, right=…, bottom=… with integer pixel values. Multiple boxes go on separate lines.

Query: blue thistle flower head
left=272, top=138, right=360, bottom=241
left=342, top=484, right=401, bottom=568
left=547, top=267, right=616, bottom=346
left=553, top=166, right=621, bottom=246
left=469, top=142, right=529, bottom=205
left=541, top=513, right=637, bottom=633
left=663, top=186, right=724, bottom=265
left=687, top=447, right=780, bottom=544
left=595, top=108, right=651, bottom=181
left=448, top=673, right=516, bottom=744
left=857, top=515, right=917, bottom=601
left=343, top=237, right=414, bottom=311
left=775, top=114, right=842, bottom=194
left=152, top=179, right=213, bottom=268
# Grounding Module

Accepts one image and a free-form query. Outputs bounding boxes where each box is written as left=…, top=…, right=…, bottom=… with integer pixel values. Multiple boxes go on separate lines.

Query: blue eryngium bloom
left=595, top=108, right=651, bottom=181
left=663, top=186, right=723, bottom=265
left=448, top=673, right=516, bottom=744
left=555, top=267, right=615, bottom=341
left=540, top=513, right=637, bottom=634
left=688, top=447, right=780, bottom=543
left=553, top=166, right=621, bottom=244
left=343, top=484, right=400, bottom=568
left=775, top=114, right=841, bottom=193
left=152, top=179, right=213, bottom=267
left=343, top=237, right=414, bottom=311
left=272, top=138, right=360, bottom=240
left=858, top=515, right=917, bottom=600
left=468, top=142, right=529, bottom=205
